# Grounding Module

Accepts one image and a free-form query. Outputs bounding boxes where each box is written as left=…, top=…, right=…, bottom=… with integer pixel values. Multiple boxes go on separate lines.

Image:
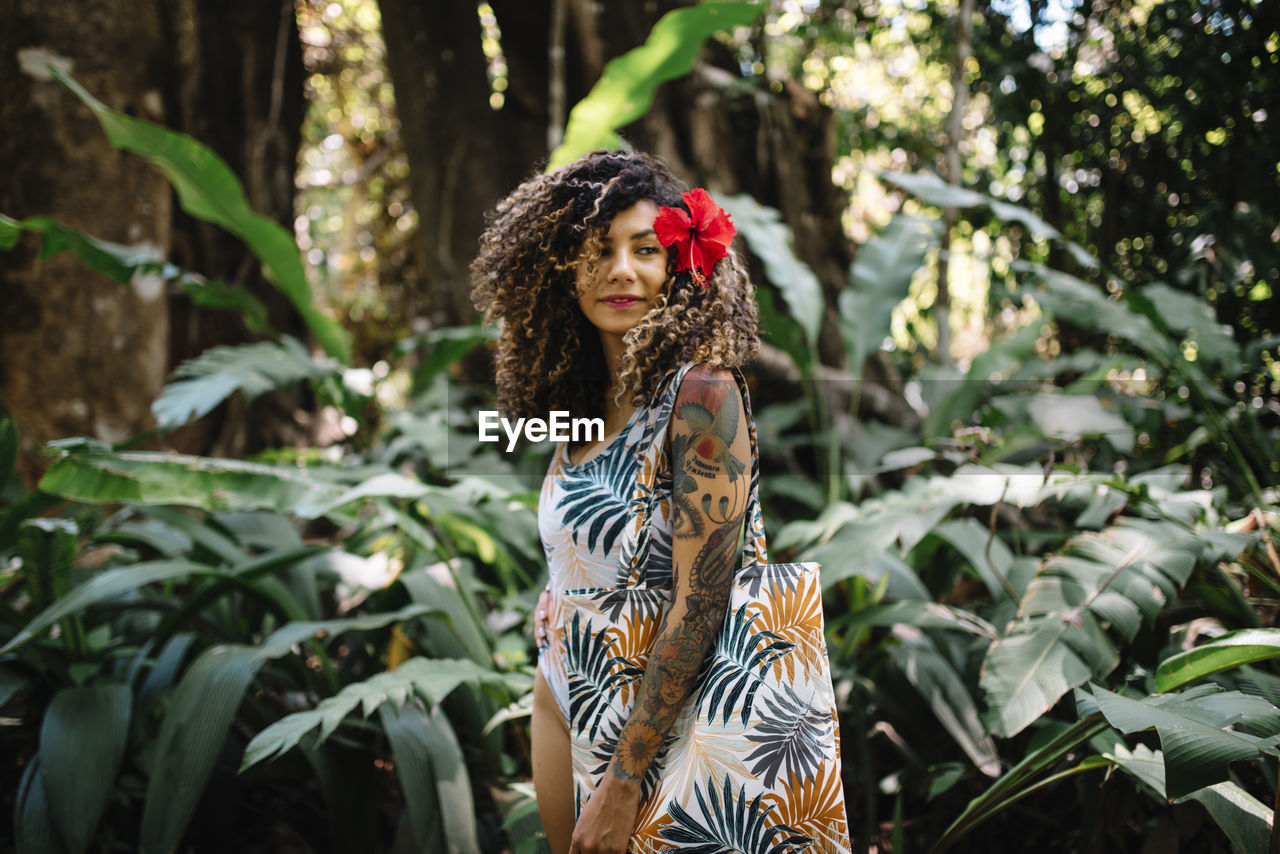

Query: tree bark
left=379, top=0, right=553, bottom=330
left=0, top=0, right=173, bottom=485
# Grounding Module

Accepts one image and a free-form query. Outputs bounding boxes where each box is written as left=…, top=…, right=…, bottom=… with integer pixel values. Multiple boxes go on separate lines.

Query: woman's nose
left=607, top=250, right=636, bottom=283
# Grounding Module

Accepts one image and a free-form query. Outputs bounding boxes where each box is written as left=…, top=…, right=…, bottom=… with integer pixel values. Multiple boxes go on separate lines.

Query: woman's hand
left=568, top=773, right=641, bottom=854
left=534, top=587, right=552, bottom=648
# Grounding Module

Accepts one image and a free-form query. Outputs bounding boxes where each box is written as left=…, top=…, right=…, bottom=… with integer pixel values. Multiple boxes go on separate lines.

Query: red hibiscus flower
left=653, top=187, right=736, bottom=286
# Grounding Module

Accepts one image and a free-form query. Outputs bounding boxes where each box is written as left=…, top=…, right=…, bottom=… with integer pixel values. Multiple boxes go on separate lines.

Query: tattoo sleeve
left=609, top=366, right=751, bottom=785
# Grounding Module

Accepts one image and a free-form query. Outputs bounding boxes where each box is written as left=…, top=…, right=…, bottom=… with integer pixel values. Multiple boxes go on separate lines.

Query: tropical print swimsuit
left=536, top=391, right=674, bottom=725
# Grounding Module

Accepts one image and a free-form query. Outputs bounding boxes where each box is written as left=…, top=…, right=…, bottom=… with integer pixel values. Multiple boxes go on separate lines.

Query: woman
left=471, top=151, right=813, bottom=854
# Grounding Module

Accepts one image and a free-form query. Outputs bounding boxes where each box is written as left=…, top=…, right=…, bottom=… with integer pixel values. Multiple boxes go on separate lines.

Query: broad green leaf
left=888, top=628, right=1000, bottom=776
left=843, top=214, right=941, bottom=374
left=39, top=684, right=132, bottom=854
left=1157, top=628, right=1280, bottom=692
left=719, top=194, right=824, bottom=348
left=1, top=560, right=212, bottom=654
left=548, top=2, right=766, bottom=168
left=39, top=442, right=346, bottom=515
left=980, top=518, right=1202, bottom=737
left=1139, top=282, right=1240, bottom=369
left=49, top=67, right=350, bottom=363
left=152, top=337, right=338, bottom=429
left=1093, top=685, right=1280, bottom=799
left=379, top=701, right=478, bottom=854
left=240, top=657, right=501, bottom=769
left=140, top=604, right=431, bottom=854
left=399, top=325, right=498, bottom=394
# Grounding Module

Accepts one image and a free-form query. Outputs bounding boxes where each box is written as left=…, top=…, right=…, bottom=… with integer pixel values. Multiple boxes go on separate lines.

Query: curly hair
left=470, top=150, right=759, bottom=421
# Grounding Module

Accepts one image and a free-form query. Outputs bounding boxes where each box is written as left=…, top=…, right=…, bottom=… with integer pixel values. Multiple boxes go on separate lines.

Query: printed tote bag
left=560, top=364, right=852, bottom=853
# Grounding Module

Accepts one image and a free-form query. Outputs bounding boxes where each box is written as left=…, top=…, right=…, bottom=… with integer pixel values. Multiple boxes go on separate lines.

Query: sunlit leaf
left=1157, top=628, right=1280, bottom=692
left=843, top=213, right=941, bottom=373
left=152, top=337, right=338, bottom=429
left=49, top=67, right=350, bottom=363
left=549, top=2, right=767, bottom=168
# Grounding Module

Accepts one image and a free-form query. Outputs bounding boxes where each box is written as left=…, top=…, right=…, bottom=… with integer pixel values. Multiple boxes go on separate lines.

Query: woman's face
left=575, top=199, right=670, bottom=347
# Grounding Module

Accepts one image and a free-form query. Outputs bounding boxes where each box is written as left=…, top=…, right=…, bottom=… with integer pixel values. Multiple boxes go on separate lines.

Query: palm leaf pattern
left=565, top=611, right=641, bottom=741
left=700, top=606, right=794, bottom=726
left=659, top=775, right=813, bottom=853
left=746, top=571, right=824, bottom=684
left=744, top=687, right=834, bottom=789
left=557, top=440, right=640, bottom=555
left=591, top=584, right=670, bottom=626
left=763, top=763, right=851, bottom=853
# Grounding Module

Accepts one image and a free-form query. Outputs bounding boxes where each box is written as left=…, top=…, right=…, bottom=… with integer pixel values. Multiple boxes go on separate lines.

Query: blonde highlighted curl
left=470, top=150, right=759, bottom=422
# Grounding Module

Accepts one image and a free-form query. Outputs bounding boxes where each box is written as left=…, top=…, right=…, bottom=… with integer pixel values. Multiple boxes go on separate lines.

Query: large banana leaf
left=842, top=213, right=941, bottom=375
left=39, top=441, right=345, bottom=514
left=1092, top=684, right=1280, bottom=799
left=240, top=657, right=508, bottom=769
left=152, top=337, right=339, bottom=429
left=38, top=684, right=132, bottom=854
left=139, top=604, right=432, bottom=854
left=719, top=194, right=824, bottom=349
left=1157, top=628, right=1280, bottom=692
left=14, top=756, right=62, bottom=854
left=979, top=517, right=1203, bottom=737
left=548, top=2, right=766, bottom=168
left=49, top=67, right=350, bottom=362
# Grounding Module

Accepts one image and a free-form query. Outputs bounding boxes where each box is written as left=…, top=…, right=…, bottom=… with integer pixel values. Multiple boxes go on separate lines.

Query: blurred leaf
left=549, top=2, right=766, bottom=168
left=0, top=416, right=16, bottom=485
left=379, top=701, right=479, bottom=854
left=1024, top=392, right=1134, bottom=453
left=15, top=756, right=65, bottom=854
left=720, top=194, right=824, bottom=348
left=1157, top=628, right=1280, bottom=693
left=2, top=560, right=211, bottom=654
left=39, top=684, right=131, bottom=854
left=928, top=518, right=1019, bottom=603
left=880, top=171, right=985, bottom=209
left=1138, top=282, right=1240, bottom=369
left=399, top=325, right=498, bottom=395
left=843, top=213, right=941, bottom=374
left=838, top=600, right=996, bottom=639
left=50, top=67, right=350, bottom=363
left=152, top=337, right=338, bottom=429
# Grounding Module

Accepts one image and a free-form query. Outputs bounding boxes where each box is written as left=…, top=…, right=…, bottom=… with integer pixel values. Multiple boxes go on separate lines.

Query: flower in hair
left=653, top=188, right=736, bottom=286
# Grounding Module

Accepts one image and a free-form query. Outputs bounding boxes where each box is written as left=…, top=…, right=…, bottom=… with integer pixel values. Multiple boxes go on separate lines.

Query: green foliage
left=152, top=337, right=340, bottom=429
left=48, top=66, right=350, bottom=362
left=548, top=1, right=767, bottom=168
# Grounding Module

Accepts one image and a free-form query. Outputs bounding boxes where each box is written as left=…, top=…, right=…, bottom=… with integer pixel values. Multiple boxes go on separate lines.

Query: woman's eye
left=638, top=245, right=659, bottom=255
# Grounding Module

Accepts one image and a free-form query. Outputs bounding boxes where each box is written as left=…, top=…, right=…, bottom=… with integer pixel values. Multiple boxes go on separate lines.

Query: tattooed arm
left=569, top=366, right=751, bottom=854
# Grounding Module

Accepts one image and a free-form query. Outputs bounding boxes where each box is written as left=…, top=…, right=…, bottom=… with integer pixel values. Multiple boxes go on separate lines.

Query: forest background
left=1, top=0, right=1278, bottom=852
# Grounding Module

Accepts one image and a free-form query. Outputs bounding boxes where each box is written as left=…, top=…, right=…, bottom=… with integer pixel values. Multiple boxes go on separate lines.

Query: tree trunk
left=0, top=0, right=173, bottom=485
left=379, top=0, right=553, bottom=330
left=161, top=0, right=312, bottom=456
left=0, top=0, right=313, bottom=477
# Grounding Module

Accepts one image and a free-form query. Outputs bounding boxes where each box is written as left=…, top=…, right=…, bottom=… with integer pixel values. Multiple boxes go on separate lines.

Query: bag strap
left=619, top=363, right=769, bottom=586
